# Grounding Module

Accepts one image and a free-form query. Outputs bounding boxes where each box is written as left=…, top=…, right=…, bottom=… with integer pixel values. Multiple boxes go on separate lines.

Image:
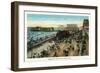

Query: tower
left=83, top=19, right=89, bottom=29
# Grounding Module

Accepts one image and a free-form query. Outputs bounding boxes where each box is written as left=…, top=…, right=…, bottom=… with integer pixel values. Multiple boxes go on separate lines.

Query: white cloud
left=26, top=20, right=83, bottom=27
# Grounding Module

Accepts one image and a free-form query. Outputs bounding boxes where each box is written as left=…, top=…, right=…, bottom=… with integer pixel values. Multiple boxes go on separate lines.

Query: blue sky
left=27, top=14, right=89, bottom=27
left=27, top=14, right=88, bottom=22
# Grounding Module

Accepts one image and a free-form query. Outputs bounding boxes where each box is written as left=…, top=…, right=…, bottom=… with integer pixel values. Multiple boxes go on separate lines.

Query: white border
left=24, top=11, right=90, bottom=61
left=18, top=5, right=96, bottom=68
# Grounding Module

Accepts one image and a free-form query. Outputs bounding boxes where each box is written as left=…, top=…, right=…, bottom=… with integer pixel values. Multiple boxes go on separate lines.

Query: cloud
left=26, top=20, right=83, bottom=27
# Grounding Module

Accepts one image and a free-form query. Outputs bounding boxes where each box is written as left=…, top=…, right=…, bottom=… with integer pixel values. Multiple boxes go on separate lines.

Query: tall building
left=83, top=19, right=89, bottom=30
left=58, top=25, right=65, bottom=31
left=82, top=19, right=89, bottom=36
left=66, top=24, right=79, bottom=31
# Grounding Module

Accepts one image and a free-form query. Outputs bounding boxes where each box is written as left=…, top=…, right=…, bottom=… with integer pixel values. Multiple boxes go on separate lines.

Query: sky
left=26, top=13, right=89, bottom=27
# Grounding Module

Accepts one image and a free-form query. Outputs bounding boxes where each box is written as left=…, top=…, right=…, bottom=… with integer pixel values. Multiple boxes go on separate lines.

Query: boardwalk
left=32, top=35, right=56, bottom=48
